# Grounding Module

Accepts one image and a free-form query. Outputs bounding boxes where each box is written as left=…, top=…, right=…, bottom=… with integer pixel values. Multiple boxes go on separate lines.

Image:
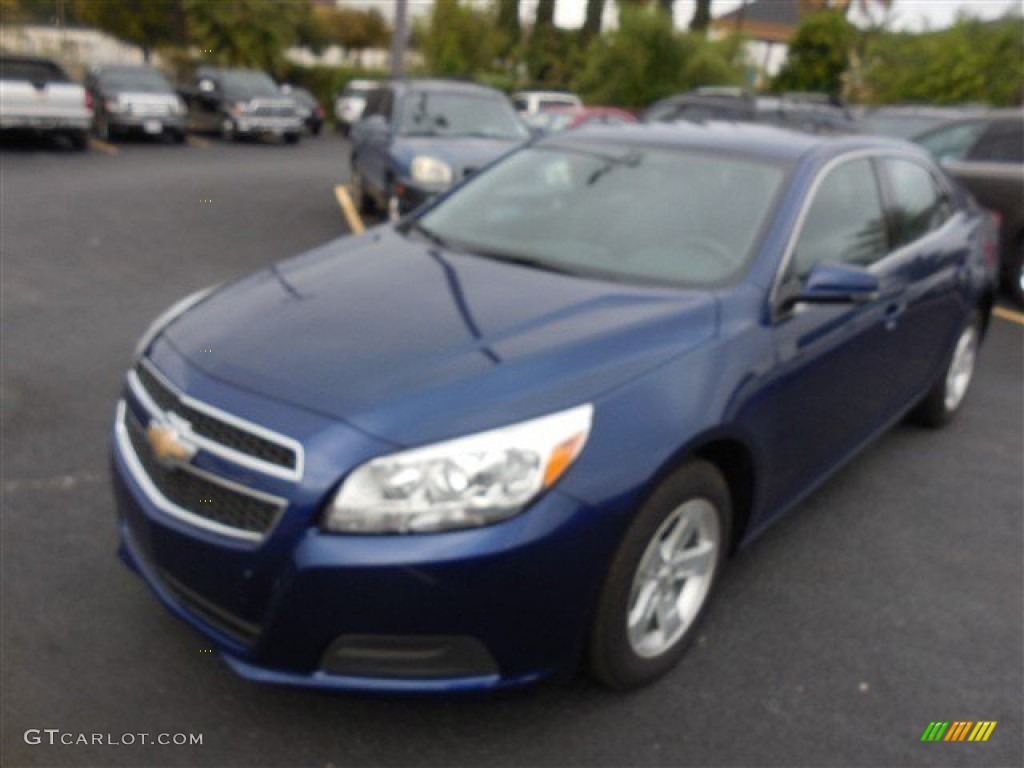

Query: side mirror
left=781, top=263, right=880, bottom=311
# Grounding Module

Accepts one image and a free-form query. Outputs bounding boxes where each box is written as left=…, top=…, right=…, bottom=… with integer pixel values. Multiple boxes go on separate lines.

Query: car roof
left=387, top=78, right=505, bottom=97
left=538, top=121, right=920, bottom=163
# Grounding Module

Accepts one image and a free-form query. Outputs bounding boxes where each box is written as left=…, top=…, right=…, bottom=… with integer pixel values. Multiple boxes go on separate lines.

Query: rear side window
left=883, top=158, right=952, bottom=247
left=1, top=58, right=69, bottom=85
left=969, top=119, right=1024, bottom=164
left=791, top=159, right=888, bottom=279
left=916, top=120, right=987, bottom=163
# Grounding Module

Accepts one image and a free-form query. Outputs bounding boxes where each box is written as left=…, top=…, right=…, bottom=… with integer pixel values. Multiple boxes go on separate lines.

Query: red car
left=527, top=106, right=637, bottom=134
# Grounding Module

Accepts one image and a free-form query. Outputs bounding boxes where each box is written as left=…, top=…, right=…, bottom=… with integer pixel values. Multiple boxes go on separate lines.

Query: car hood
left=161, top=229, right=717, bottom=446
left=393, top=136, right=524, bottom=174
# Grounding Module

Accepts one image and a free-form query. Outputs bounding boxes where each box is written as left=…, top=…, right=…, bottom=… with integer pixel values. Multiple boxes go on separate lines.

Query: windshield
left=99, top=68, right=172, bottom=93
left=398, top=92, right=528, bottom=140
left=220, top=71, right=281, bottom=99
left=417, top=144, right=787, bottom=287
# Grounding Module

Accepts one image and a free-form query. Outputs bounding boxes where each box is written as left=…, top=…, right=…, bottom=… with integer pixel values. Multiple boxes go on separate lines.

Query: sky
left=352, top=0, right=1020, bottom=33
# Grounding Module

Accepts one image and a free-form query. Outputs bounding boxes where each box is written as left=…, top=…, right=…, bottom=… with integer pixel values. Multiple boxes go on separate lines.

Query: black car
left=180, top=67, right=303, bottom=143
left=85, top=65, right=188, bottom=143
left=282, top=85, right=324, bottom=136
left=644, top=88, right=858, bottom=134
left=915, top=111, right=1024, bottom=306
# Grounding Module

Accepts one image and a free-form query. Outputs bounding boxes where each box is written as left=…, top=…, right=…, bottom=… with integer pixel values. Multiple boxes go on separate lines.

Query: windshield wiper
left=470, top=249, right=583, bottom=277
left=402, top=219, right=451, bottom=249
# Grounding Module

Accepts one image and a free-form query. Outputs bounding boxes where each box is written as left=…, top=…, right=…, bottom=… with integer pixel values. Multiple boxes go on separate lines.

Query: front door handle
left=884, top=300, right=907, bottom=331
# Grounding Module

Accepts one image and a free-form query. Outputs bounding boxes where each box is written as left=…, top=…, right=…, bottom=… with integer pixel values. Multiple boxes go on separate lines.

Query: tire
left=220, top=117, right=237, bottom=142
left=284, top=132, right=300, bottom=145
left=67, top=130, right=89, bottom=151
left=172, top=130, right=187, bottom=145
left=1008, top=241, right=1024, bottom=309
left=350, top=159, right=375, bottom=215
left=910, top=310, right=981, bottom=428
left=589, top=460, right=731, bottom=690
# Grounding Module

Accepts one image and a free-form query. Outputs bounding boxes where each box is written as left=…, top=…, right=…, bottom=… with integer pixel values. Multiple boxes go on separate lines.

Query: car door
left=744, top=156, right=912, bottom=517
left=877, top=155, right=967, bottom=391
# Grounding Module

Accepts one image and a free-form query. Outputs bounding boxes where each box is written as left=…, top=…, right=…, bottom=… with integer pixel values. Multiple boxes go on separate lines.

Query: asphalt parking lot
left=2, top=132, right=1021, bottom=768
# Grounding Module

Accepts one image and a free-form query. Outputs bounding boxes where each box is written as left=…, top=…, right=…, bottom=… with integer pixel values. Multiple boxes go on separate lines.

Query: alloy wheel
left=626, top=498, right=720, bottom=658
left=944, top=323, right=978, bottom=413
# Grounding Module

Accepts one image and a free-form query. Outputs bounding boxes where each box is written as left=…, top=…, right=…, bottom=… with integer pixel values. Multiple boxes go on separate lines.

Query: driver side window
left=790, top=159, right=888, bottom=281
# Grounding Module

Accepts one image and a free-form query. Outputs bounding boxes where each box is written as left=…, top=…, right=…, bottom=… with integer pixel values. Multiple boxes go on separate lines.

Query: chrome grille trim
left=130, top=358, right=304, bottom=482
left=115, top=401, right=286, bottom=544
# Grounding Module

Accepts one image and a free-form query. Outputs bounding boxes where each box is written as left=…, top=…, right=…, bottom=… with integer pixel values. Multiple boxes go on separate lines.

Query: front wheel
left=66, top=130, right=89, bottom=151
left=910, top=310, right=981, bottom=428
left=284, top=132, right=300, bottom=145
left=589, top=460, right=730, bottom=690
left=1009, top=241, right=1024, bottom=308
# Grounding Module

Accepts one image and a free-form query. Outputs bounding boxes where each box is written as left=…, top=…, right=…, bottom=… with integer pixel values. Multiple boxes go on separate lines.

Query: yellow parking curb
left=88, top=138, right=119, bottom=155
left=186, top=135, right=212, bottom=149
left=334, top=185, right=365, bottom=235
left=993, top=306, right=1024, bottom=326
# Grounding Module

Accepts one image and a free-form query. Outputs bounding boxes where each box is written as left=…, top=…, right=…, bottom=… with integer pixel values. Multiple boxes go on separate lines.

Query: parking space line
left=993, top=306, right=1024, bottom=326
left=334, top=185, right=365, bottom=234
left=186, top=135, right=212, bottom=149
left=88, top=138, right=119, bottom=155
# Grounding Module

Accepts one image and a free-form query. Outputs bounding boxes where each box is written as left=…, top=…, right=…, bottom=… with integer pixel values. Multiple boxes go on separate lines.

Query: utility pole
left=390, top=0, right=409, bottom=79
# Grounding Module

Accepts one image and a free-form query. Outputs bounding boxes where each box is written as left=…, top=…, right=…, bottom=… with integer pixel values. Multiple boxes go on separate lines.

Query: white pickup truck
left=1, top=55, right=92, bottom=150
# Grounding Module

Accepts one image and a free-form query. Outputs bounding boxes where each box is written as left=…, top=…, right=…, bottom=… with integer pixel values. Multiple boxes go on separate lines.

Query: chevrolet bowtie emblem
left=146, top=421, right=197, bottom=467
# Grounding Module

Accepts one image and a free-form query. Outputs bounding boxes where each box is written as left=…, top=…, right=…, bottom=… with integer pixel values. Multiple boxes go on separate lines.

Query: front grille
left=130, top=103, right=171, bottom=116
left=124, top=408, right=282, bottom=536
left=134, top=362, right=297, bottom=471
left=251, top=105, right=295, bottom=118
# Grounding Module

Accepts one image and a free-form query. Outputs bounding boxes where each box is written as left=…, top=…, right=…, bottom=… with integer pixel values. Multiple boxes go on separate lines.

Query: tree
left=497, top=0, right=520, bottom=43
left=183, top=0, right=305, bottom=76
left=863, top=15, right=1024, bottom=106
left=534, top=0, right=556, bottom=31
left=689, top=0, right=712, bottom=32
left=577, top=4, right=743, bottom=107
left=773, top=10, right=855, bottom=94
left=583, top=0, right=606, bottom=41
left=418, top=0, right=501, bottom=77
left=73, top=0, right=183, bottom=61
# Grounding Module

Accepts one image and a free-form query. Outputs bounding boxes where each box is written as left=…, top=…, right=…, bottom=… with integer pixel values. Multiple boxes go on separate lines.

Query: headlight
left=325, top=404, right=593, bottom=534
left=228, top=101, right=248, bottom=116
left=172, top=98, right=187, bottom=116
left=133, top=285, right=219, bottom=359
left=410, top=156, right=453, bottom=186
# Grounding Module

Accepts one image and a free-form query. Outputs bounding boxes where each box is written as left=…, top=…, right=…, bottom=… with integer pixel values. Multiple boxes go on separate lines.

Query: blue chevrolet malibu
left=111, top=123, right=998, bottom=692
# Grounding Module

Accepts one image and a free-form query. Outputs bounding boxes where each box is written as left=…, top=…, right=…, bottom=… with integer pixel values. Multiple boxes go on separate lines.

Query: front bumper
left=234, top=116, right=303, bottom=136
left=110, top=373, right=620, bottom=693
left=1, top=115, right=90, bottom=131
left=108, top=113, right=187, bottom=134
left=392, top=181, right=442, bottom=216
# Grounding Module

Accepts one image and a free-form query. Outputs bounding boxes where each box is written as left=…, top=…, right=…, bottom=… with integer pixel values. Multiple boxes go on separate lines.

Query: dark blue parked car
left=111, top=124, right=998, bottom=692
left=348, top=79, right=529, bottom=221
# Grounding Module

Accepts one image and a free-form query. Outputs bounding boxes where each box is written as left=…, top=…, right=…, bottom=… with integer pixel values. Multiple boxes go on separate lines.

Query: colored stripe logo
left=921, top=721, right=997, bottom=742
